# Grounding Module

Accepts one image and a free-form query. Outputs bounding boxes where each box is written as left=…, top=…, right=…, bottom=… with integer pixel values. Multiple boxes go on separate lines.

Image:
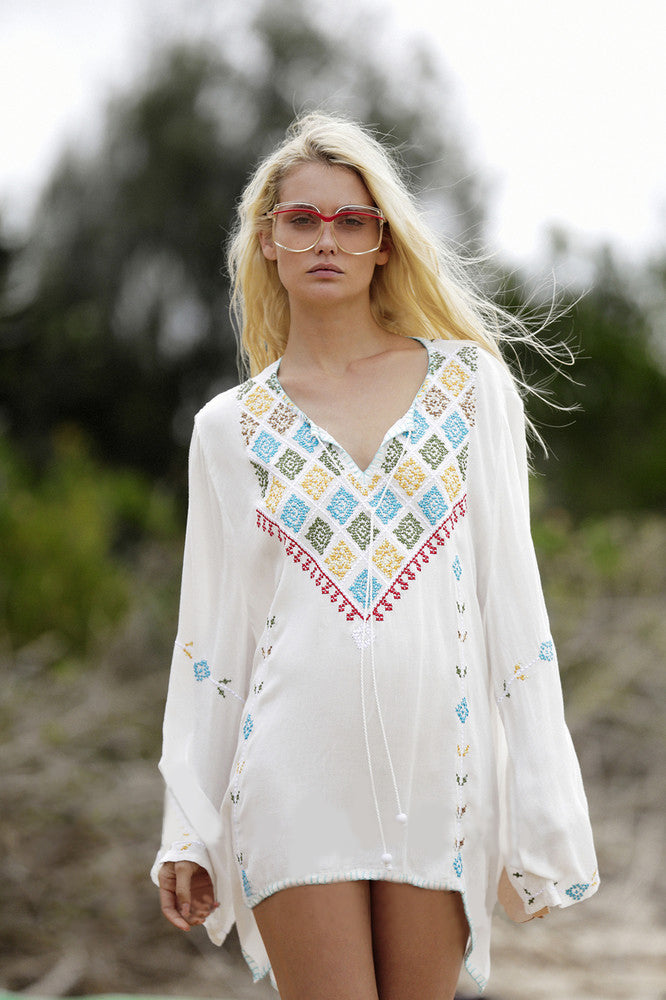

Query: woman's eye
left=338, top=215, right=367, bottom=228
left=288, top=214, right=318, bottom=227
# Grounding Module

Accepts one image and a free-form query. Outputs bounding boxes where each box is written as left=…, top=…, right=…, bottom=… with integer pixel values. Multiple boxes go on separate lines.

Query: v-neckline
left=272, top=339, right=432, bottom=480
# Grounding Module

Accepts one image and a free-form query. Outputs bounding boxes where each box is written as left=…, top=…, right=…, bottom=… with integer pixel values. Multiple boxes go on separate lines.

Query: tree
left=0, top=0, right=482, bottom=487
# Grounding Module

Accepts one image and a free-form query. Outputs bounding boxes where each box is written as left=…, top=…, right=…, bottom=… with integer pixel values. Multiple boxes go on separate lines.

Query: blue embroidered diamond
left=282, top=494, right=310, bottom=532
left=453, top=853, right=463, bottom=877
left=411, top=409, right=429, bottom=443
left=293, top=420, right=319, bottom=452
left=539, top=640, right=554, bottom=661
left=251, top=430, right=280, bottom=463
left=419, top=485, right=449, bottom=525
left=371, top=489, right=403, bottom=524
left=349, top=570, right=381, bottom=605
left=455, top=697, right=469, bottom=723
left=243, top=714, right=254, bottom=739
left=328, top=487, right=358, bottom=524
left=452, top=555, right=462, bottom=580
left=442, top=411, right=468, bottom=448
left=193, top=659, right=210, bottom=681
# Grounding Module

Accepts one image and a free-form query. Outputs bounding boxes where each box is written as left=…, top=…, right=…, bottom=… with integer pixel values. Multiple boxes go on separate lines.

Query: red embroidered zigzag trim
left=256, top=493, right=467, bottom=623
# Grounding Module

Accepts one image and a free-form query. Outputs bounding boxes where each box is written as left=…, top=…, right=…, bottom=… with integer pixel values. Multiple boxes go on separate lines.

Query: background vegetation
left=1, top=2, right=664, bottom=998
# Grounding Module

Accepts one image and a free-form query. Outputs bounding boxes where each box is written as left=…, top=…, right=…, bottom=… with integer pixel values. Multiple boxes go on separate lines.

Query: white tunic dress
left=151, top=337, right=599, bottom=992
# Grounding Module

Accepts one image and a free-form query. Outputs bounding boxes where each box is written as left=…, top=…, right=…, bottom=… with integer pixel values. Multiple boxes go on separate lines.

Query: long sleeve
left=473, top=363, right=599, bottom=916
left=151, top=418, right=255, bottom=894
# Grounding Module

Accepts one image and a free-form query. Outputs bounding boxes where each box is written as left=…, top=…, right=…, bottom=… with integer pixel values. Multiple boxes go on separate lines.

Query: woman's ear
left=259, top=229, right=278, bottom=261
left=375, top=233, right=391, bottom=267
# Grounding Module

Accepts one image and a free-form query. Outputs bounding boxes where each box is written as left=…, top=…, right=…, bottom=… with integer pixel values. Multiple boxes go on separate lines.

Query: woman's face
left=260, top=161, right=389, bottom=310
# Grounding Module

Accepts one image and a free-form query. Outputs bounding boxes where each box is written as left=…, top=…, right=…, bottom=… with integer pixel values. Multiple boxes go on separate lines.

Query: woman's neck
left=281, top=302, right=396, bottom=378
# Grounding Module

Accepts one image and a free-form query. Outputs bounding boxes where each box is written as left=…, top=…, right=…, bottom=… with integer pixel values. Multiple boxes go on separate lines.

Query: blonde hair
left=228, top=112, right=560, bottom=395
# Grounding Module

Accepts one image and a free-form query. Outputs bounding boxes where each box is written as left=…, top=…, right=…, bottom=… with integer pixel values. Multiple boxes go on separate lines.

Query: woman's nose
left=316, top=220, right=337, bottom=251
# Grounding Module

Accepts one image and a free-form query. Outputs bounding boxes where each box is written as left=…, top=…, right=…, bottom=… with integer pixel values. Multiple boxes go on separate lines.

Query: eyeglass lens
left=273, top=206, right=383, bottom=253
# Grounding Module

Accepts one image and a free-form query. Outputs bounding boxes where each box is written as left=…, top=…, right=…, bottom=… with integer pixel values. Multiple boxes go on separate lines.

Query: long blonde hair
left=228, top=112, right=557, bottom=390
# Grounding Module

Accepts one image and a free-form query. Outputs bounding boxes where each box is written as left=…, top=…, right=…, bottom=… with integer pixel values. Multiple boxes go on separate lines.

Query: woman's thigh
left=252, top=881, right=379, bottom=1000
left=370, top=882, right=469, bottom=1000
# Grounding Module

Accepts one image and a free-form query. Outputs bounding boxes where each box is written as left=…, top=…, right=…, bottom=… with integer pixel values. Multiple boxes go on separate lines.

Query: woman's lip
left=308, top=264, right=342, bottom=273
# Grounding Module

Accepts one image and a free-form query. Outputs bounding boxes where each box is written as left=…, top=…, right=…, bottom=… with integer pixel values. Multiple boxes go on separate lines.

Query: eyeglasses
left=267, top=202, right=385, bottom=254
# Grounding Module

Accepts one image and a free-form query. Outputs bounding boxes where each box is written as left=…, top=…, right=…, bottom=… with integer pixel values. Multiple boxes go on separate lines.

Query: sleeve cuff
left=150, top=839, right=212, bottom=887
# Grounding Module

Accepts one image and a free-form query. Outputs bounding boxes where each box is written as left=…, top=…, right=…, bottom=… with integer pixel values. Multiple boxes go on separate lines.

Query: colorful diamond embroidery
left=325, top=540, right=356, bottom=579
left=453, top=853, right=463, bottom=877
left=319, top=446, right=344, bottom=475
left=276, top=448, right=306, bottom=480
left=423, top=385, right=449, bottom=418
left=328, top=487, right=358, bottom=524
left=443, top=412, right=468, bottom=448
left=457, top=345, right=478, bottom=371
left=410, top=409, right=429, bottom=443
left=394, top=457, right=427, bottom=496
left=268, top=402, right=298, bottom=434
left=457, top=443, right=469, bottom=480
left=419, top=434, right=448, bottom=469
left=419, top=485, right=449, bottom=525
left=373, top=540, right=404, bottom=578
left=441, top=464, right=462, bottom=502
left=381, top=439, right=404, bottom=472
left=241, top=869, right=252, bottom=899
left=250, top=461, right=269, bottom=496
left=347, top=511, right=378, bottom=551
left=452, top=555, right=462, bottom=580
left=393, top=512, right=424, bottom=549
left=265, top=477, right=286, bottom=513
left=245, top=386, right=274, bottom=418
left=372, top=489, right=403, bottom=524
left=460, top=386, right=476, bottom=425
left=304, top=517, right=334, bottom=555
left=349, top=570, right=382, bottom=606
left=293, top=421, right=320, bottom=453
left=242, top=714, right=254, bottom=739
left=440, top=360, right=469, bottom=396
left=282, top=494, right=310, bottom=531
left=301, top=464, right=334, bottom=500
left=240, top=412, right=259, bottom=445
left=252, top=430, right=280, bottom=463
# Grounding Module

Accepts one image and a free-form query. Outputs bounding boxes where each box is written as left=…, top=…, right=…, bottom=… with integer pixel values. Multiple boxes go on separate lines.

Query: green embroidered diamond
left=319, top=445, right=344, bottom=476
left=393, top=512, right=424, bottom=549
left=305, top=517, right=334, bottom=555
left=250, top=461, right=269, bottom=497
left=265, top=372, right=282, bottom=393
left=457, top=345, right=478, bottom=371
left=457, top=442, right=469, bottom=480
left=347, top=511, right=379, bottom=551
left=276, top=448, right=306, bottom=480
left=419, top=433, right=449, bottom=469
left=381, top=439, right=404, bottom=473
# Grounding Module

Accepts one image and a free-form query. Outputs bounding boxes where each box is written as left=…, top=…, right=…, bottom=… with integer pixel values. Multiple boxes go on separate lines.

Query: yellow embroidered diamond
left=245, top=385, right=274, bottom=417
left=325, top=540, right=356, bottom=579
left=373, top=539, right=404, bottom=578
left=302, top=464, right=334, bottom=500
left=265, top=477, right=286, bottom=513
left=394, top=457, right=426, bottom=496
left=440, top=360, right=469, bottom=396
left=441, top=464, right=462, bottom=502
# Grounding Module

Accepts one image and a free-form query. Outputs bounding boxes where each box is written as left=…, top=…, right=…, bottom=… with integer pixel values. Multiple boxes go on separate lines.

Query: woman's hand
left=497, top=868, right=549, bottom=923
left=158, top=860, right=219, bottom=931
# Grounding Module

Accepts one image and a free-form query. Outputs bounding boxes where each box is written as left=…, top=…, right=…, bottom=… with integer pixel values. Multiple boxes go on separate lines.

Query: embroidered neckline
left=270, top=338, right=432, bottom=481
left=237, top=339, right=478, bottom=622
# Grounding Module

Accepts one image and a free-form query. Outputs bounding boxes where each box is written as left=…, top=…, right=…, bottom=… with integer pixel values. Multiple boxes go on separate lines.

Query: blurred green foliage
left=0, top=427, right=177, bottom=654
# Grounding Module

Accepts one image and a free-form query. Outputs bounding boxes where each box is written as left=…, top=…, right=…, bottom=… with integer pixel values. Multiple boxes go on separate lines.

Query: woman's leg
left=370, top=882, right=469, bottom=1000
left=252, top=881, right=379, bottom=1000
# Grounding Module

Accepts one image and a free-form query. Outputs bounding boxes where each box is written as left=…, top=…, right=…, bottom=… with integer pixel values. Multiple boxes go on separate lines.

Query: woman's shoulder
left=425, top=337, right=516, bottom=395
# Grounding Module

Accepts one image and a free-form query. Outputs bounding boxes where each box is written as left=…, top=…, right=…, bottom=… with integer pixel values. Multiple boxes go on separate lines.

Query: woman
left=152, top=113, right=598, bottom=999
